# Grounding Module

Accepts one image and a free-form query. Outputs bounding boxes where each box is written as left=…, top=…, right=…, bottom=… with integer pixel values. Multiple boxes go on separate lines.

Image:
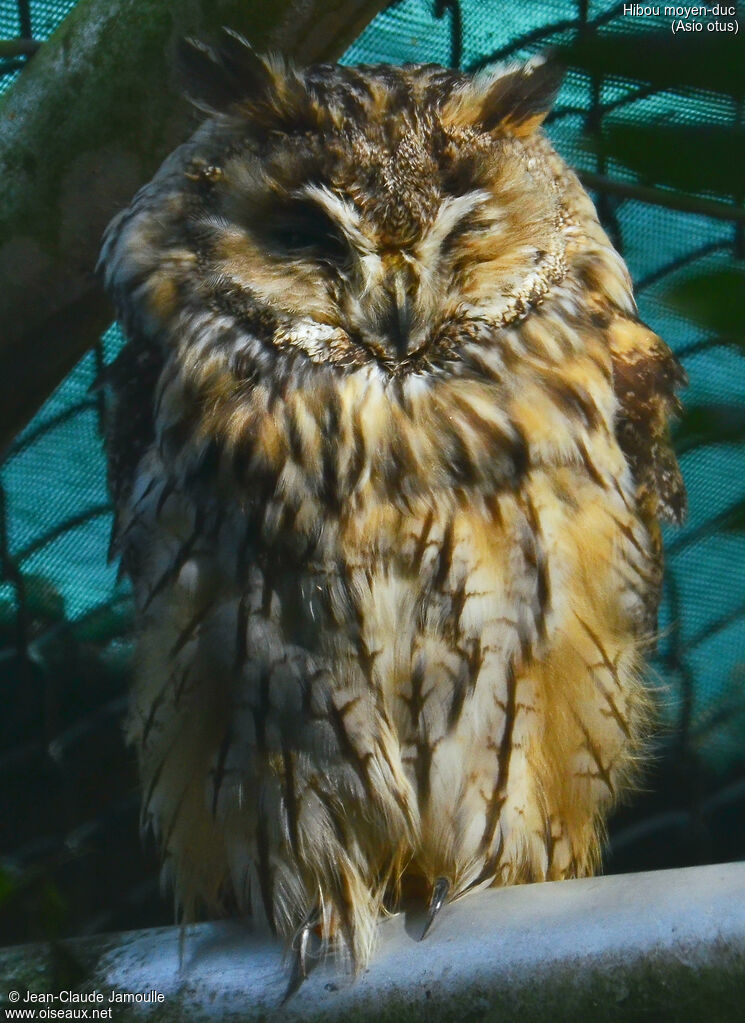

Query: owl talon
left=420, top=876, right=450, bottom=941
left=281, top=908, right=322, bottom=1004
left=281, top=925, right=311, bottom=1004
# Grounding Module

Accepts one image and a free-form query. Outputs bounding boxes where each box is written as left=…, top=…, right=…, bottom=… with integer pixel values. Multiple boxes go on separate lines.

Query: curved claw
left=281, top=906, right=322, bottom=1005
left=420, top=876, right=450, bottom=941
left=282, top=924, right=312, bottom=1004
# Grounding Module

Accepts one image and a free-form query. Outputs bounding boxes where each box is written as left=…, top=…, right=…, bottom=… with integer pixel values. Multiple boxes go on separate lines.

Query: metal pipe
left=1, top=863, right=744, bottom=1021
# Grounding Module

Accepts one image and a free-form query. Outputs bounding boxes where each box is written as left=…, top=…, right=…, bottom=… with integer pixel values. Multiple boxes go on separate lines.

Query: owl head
left=102, top=32, right=577, bottom=379
left=101, top=30, right=685, bottom=602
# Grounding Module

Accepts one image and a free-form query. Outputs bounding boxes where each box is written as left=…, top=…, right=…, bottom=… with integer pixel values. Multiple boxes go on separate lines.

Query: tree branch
left=0, top=0, right=389, bottom=454
left=0, top=38, right=40, bottom=58
left=578, top=170, right=745, bottom=224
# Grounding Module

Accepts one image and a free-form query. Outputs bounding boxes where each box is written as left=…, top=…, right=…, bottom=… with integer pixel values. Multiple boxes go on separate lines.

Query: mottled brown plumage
left=99, top=33, right=685, bottom=974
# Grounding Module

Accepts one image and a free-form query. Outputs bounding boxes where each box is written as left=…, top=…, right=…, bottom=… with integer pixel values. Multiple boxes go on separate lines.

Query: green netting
left=0, top=326, right=122, bottom=622
left=0, top=0, right=76, bottom=90
left=1, top=0, right=744, bottom=943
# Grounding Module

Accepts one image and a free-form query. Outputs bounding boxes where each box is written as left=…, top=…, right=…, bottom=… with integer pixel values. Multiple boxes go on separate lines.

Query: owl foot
left=419, top=876, right=450, bottom=941
left=281, top=908, right=322, bottom=1004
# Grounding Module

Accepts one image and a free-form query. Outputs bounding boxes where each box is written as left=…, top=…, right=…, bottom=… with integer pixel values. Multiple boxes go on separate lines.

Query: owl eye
left=441, top=210, right=491, bottom=253
left=442, top=153, right=484, bottom=198
left=263, top=201, right=349, bottom=265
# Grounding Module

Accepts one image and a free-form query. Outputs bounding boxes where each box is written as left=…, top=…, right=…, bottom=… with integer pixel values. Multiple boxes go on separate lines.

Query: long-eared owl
left=99, top=32, right=685, bottom=974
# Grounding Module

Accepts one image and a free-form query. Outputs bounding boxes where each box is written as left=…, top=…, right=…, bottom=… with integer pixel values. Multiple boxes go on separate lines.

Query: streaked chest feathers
left=99, top=34, right=685, bottom=975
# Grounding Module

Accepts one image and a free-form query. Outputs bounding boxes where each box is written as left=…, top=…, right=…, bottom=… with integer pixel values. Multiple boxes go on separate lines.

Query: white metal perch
left=1, top=863, right=744, bottom=1021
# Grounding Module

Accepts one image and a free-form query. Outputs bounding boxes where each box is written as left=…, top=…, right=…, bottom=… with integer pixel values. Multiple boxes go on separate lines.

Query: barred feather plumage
left=99, top=36, right=684, bottom=974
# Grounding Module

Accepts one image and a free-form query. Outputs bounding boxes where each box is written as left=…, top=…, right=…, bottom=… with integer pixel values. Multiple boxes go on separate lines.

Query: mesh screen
left=1, top=0, right=744, bottom=943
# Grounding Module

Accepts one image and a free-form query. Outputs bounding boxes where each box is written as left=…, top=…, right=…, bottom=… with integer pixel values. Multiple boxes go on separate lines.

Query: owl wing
left=531, top=138, right=686, bottom=633
left=606, top=314, right=687, bottom=639
left=588, top=309, right=686, bottom=642
left=528, top=136, right=686, bottom=529
left=608, top=314, right=687, bottom=527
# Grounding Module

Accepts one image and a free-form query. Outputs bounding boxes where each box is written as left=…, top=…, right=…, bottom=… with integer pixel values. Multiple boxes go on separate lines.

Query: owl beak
left=385, top=270, right=414, bottom=361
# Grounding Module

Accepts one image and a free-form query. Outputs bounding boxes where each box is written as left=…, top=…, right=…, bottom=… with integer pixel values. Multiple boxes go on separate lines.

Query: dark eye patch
left=260, top=200, right=349, bottom=264
left=441, top=151, right=487, bottom=198
left=441, top=210, right=496, bottom=254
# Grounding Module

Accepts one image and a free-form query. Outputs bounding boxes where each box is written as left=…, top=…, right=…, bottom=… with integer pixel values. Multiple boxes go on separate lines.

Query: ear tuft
left=443, top=55, right=564, bottom=138
left=176, top=30, right=317, bottom=134
left=479, top=56, right=564, bottom=136
left=177, top=29, right=284, bottom=116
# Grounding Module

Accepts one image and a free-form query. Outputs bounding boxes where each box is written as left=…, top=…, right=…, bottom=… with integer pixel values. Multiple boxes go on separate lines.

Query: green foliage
left=663, top=269, right=745, bottom=339
left=558, top=30, right=745, bottom=97
left=590, top=123, right=745, bottom=199
left=561, top=30, right=744, bottom=202
left=561, top=29, right=745, bottom=469
left=722, top=503, right=745, bottom=533
left=673, top=404, right=745, bottom=455
left=0, top=865, right=18, bottom=906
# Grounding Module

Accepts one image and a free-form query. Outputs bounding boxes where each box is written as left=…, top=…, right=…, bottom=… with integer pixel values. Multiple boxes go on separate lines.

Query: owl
left=99, top=31, right=685, bottom=986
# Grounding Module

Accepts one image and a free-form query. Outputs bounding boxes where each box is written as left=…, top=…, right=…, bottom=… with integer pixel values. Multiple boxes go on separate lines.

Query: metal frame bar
left=1, top=863, right=744, bottom=1021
